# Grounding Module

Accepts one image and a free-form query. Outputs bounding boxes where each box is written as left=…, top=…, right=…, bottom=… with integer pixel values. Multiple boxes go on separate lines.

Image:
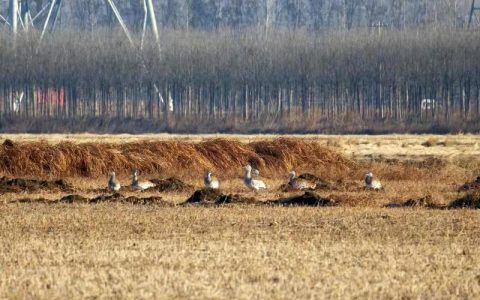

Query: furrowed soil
left=0, top=134, right=479, bottom=299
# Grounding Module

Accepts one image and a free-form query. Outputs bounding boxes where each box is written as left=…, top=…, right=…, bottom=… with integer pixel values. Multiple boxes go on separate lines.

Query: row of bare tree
left=0, top=28, right=479, bottom=133
left=0, top=0, right=475, bottom=31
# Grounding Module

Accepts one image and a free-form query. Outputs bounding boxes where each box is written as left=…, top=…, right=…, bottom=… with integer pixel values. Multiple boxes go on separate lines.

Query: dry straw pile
left=0, top=138, right=354, bottom=178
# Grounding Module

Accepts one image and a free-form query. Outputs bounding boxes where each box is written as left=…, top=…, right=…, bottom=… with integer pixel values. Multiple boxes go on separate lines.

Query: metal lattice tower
left=469, top=0, right=480, bottom=28
left=0, top=0, right=160, bottom=49
left=0, top=0, right=164, bottom=103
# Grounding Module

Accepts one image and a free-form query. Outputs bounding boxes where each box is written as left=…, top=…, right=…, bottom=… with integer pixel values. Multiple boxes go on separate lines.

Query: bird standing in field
left=108, top=171, right=121, bottom=192
left=131, top=169, right=156, bottom=191
left=204, top=171, right=219, bottom=189
left=244, top=164, right=267, bottom=192
left=364, top=172, right=382, bottom=190
left=288, top=171, right=316, bottom=190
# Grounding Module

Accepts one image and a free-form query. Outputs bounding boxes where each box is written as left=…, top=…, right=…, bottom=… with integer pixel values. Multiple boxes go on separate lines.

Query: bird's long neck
left=204, top=173, right=211, bottom=184
left=244, top=169, right=252, bottom=180
left=289, top=173, right=296, bottom=181
left=365, top=175, right=372, bottom=185
left=132, top=174, right=138, bottom=185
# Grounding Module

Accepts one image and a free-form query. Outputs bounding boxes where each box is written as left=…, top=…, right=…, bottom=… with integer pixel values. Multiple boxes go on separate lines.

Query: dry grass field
left=0, top=134, right=479, bottom=299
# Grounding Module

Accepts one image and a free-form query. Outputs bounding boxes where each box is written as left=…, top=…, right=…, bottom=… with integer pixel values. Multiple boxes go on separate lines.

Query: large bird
left=131, top=169, right=156, bottom=191
left=108, top=171, right=121, bottom=192
left=364, top=172, right=382, bottom=190
left=288, top=171, right=316, bottom=190
left=204, top=171, right=219, bottom=189
left=243, top=164, right=267, bottom=192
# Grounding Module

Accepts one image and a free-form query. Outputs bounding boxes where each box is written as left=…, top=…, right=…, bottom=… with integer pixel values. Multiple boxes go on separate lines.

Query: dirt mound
left=0, top=138, right=354, bottom=178
left=89, top=193, right=170, bottom=205
left=0, top=176, right=73, bottom=193
left=123, top=196, right=169, bottom=205
left=15, top=197, right=52, bottom=204
left=59, top=194, right=89, bottom=203
left=385, top=195, right=442, bottom=209
left=182, top=188, right=258, bottom=206
left=14, top=194, right=88, bottom=204
left=214, top=194, right=258, bottom=205
left=458, top=177, right=480, bottom=191
left=183, top=188, right=222, bottom=205
left=13, top=193, right=171, bottom=206
left=448, top=192, right=480, bottom=209
left=268, top=191, right=335, bottom=207
left=89, top=193, right=125, bottom=203
left=149, top=177, right=193, bottom=192
left=3, top=139, right=15, bottom=149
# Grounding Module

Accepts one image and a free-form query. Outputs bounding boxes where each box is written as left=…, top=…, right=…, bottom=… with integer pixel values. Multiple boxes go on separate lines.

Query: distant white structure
left=168, top=91, right=174, bottom=112
left=131, top=169, right=156, bottom=191
left=364, top=172, right=382, bottom=190
left=243, top=164, right=267, bottom=192
left=421, top=99, right=436, bottom=111
left=204, top=171, right=219, bottom=189
left=12, top=92, right=24, bottom=114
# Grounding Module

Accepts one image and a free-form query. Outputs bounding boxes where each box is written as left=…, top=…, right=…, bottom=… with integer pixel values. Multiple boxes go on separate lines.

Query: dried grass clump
left=0, top=138, right=353, bottom=179
left=422, top=138, right=439, bottom=147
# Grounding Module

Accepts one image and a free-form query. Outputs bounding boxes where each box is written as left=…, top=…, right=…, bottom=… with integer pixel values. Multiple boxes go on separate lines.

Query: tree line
left=0, top=0, right=475, bottom=31
left=0, top=28, right=480, bottom=133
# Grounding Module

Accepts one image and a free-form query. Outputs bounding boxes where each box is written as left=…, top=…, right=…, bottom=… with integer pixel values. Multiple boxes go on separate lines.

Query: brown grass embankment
left=0, top=138, right=354, bottom=179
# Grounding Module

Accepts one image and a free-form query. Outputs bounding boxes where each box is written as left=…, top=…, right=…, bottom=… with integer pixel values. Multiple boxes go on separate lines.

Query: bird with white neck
left=364, top=172, right=382, bottom=190
left=131, top=169, right=156, bottom=191
left=204, top=171, right=219, bottom=189
left=243, top=164, right=267, bottom=192
left=108, top=171, right=121, bottom=192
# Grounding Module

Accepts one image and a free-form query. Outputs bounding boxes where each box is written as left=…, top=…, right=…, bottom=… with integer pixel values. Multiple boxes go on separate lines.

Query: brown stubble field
left=0, top=134, right=479, bottom=299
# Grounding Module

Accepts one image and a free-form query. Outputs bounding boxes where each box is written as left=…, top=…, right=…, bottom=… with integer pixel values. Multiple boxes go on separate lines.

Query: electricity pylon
left=1, top=0, right=160, bottom=49
left=0, top=0, right=165, bottom=107
left=469, top=0, right=480, bottom=28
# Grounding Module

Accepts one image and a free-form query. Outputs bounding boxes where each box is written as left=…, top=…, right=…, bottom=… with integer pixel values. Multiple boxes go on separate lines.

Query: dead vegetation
left=1, top=205, right=478, bottom=299
left=0, top=134, right=479, bottom=299
left=0, top=138, right=353, bottom=178
left=0, top=135, right=479, bottom=210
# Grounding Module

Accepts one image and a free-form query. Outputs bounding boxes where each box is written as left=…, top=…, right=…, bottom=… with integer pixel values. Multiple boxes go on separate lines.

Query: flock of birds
left=107, top=164, right=383, bottom=193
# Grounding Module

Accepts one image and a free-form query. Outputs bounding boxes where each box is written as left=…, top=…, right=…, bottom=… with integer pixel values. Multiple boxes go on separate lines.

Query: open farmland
left=0, top=134, right=479, bottom=298
left=2, top=0, right=480, bottom=298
